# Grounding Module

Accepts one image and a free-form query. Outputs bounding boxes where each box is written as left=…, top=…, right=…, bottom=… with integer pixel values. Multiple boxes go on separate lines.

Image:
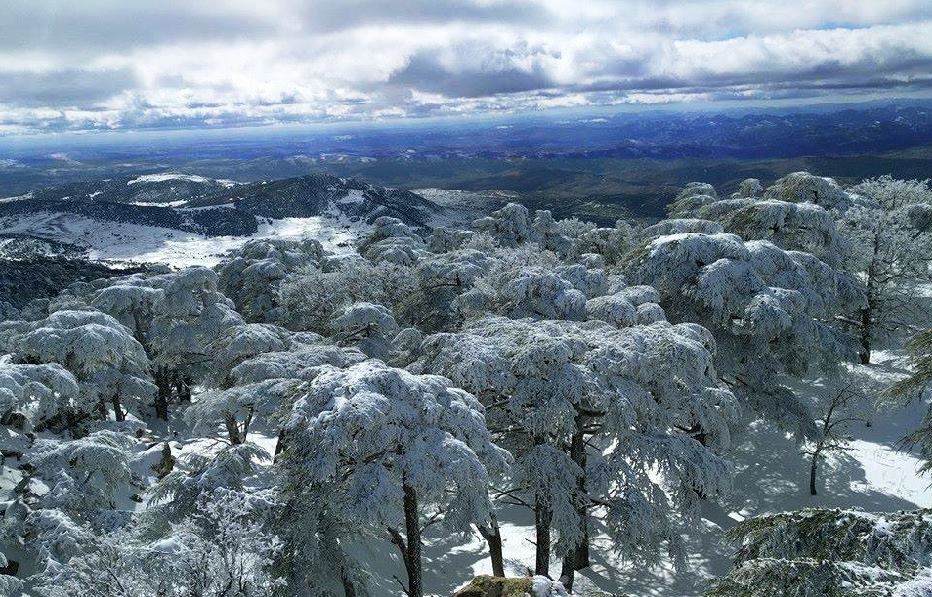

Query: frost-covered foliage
left=150, top=267, right=245, bottom=370
left=839, top=176, right=932, bottom=363
left=473, top=203, right=575, bottom=258
left=413, top=314, right=736, bottom=585
left=358, top=216, right=427, bottom=265
left=207, top=322, right=292, bottom=388
left=91, top=282, right=163, bottom=349
left=889, top=328, right=932, bottom=477
left=669, top=174, right=932, bottom=366
left=278, top=259, right=415, bottom=334
left=216, top=238, right=324, bottom=322
left=627, top=231, right=864, bottom=438
left=669, top=193, right=846, bottom=267
left=23, top=430, right=141, bottom=511
left=282, top=360, right=509, bottom=596
left=330, top=302, right=400, bottom=359
left=708, top=508, right=932, bottom=596
left=186, top=341, right=364, bottom=446
left=37, top=491, right=282, bottom=597
left=762, top=171, right=861, bottom=211
left=0, top=362, right=80, bottom=432
left=13, top=310, right=155, bottom=421
left=574, top=220, right=635, bottom=265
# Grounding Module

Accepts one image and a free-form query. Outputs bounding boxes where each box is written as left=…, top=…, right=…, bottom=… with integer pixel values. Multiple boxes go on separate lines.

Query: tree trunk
left=859, top=306, right=873, bottom=365
left=153, top=366, right=172, bottom=420
left=111, top=394, right=125, bottom=422
left=809, top=451, right=819, bottom=496
left=534, top=497, right=552, bottom=577
left=176, top=373, right=193, bottom=403
left=560, top=426, right=589, bottom=591
left=340, top=568, right=357, bottom=597
left=477, top=514, right=505, bottom=578
left=860, top=239, right=879, bottom=365
left=402, top=482, right=422, bottom=597
left=273, top=428, right=287, bottom=462
left=224, top=413, right=242, bottom=445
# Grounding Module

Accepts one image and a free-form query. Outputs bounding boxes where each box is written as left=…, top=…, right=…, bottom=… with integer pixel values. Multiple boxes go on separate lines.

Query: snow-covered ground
left=126, top=173, right=212, bottom=185
left=0, top=211, right=365, bottom=267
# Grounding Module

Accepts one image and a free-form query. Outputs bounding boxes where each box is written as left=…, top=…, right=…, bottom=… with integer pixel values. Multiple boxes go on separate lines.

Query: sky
left=1, top=0, right=931, bottom=136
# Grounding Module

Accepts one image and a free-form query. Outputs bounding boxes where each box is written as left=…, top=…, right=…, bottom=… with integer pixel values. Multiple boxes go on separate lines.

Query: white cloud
left=1, top=0, right=931, bottom=133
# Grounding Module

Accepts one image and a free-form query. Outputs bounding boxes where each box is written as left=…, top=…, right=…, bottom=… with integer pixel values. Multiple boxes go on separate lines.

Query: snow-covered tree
left=358, top=216, right=427, bottom=266
left=452, top=247, right=580, bottom=322
left=187, top=342, right=363, bottom=450
left=408, top=247, right=496, bottom=331
left=216, top=238, right=324, bottom=323
left=763, top=171, right=862, bottom=211
left=0, top=361, right=80, bottom=434
left=148, top=267, right=245, bottom=418
left=282, top=361, right=509, bottom=597
left=887, top=328, right=932, bottom=478
left=13, top=310, right=155, bottom=422
left=802, top=385, right=867, bottom=496
left=708, top=508, right=932, bottom=596
left=839, top=176, right=932, bottom=363
left=669, top=194, right=847, bottom=267
left=670, top=174, right=932, bottom=365
left=22, top=430, right=141, bottom=511
left=626, top=231, right=864, bottom=438
left=278, top=259, right=415, bottom=334
left=413, top=315, right=736, bottom=589
left=207, top=322, right=292, bottom=388
left=35, top=491, right=282, bottom=597
left=330, top=302, right=400, bottom=359
left=473, top=203, right=575, bottom=258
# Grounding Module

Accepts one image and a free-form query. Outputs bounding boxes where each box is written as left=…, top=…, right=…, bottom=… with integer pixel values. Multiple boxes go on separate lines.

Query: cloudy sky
left=1, top=0, right=931, bottom=135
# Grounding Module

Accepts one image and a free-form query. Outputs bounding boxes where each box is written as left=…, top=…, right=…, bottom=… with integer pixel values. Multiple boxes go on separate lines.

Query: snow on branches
left=413, top=314, right=737, bottom=585
left=628, top=230, right=865, bottom=438
left=14, top=310, right=155, bottom=423
left=709, top=508, right=932, bottom=596
left=283, top=360, right=509, bottom=597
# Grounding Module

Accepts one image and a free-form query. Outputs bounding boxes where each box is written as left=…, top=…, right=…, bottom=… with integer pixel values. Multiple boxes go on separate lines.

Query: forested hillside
left=1, top=171, right=932, bottom=596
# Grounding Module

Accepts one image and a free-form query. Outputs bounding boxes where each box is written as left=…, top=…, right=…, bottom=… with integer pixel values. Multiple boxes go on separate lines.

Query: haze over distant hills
left=3, top=100, right=932, bottom=225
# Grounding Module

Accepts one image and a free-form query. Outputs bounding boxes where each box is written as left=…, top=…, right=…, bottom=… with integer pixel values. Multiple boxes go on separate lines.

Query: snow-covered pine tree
left=413, top=314, right=736, bottom=590
left=708, top=508, right=932, bottom=596
left=281, top=361, right=509, bottom=597
left=216, top=238, right=324, bottom=323
left=13, top=310, right=155, bottom=423
left=147, top=267, right=245, bottom=418
left=35, top=491, right=282, bottom=597
left=888, top=328, right=932, bottom=478
left=278, top=258, right=416, bottom=335
left=187, top=341, right=363, bottom=448
left=839, top=176, right=932, bottom=363
left=626, top=230, right=864, bottom=438
left=0, top=361, right=80, bottom=434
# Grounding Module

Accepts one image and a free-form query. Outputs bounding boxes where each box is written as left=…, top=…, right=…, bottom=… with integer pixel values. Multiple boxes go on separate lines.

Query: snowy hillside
left=0, top=172, right=451, bottom=267
left=0, top=210, right=364, bottom=267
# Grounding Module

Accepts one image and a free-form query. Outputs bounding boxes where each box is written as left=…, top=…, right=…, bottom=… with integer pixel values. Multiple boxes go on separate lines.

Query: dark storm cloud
left=388, top=48, right=556, bottom=98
